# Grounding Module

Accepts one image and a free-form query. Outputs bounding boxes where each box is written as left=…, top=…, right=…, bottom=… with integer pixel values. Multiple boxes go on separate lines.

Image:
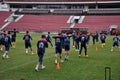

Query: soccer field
left=0, top=33, right=120, bottom=80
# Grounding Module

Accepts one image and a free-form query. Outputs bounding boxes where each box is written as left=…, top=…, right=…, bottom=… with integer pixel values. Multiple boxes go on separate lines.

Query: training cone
left=96, top=46, right=98, bottom=51
left=56, top=62, right=60, bottom=70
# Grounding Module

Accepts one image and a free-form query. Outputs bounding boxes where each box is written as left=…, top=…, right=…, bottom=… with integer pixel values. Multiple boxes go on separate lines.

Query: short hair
left=116, top=34, right=118, bottom=36
left=58, top=33, right=61, bottom=35
left=14, top=28, right=16, bottom=31
left=66, top=33, right=69, bottom=35
left=48, top=32, right=50, bottom=34
left=26, top=31, right=29, bottom=34
left=42, top=35, right=45, bottom=38
left=8, top=31, right=11, bottom=34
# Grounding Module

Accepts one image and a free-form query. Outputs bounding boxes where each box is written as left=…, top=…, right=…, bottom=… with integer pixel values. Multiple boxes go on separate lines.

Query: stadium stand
left=0, top=11, right=12, bottom=28
left=75, top=16, right=120, bottom=33
left=3, top=0, right=120, bottom=2
left=3, top=15, right=70, bottom=32
left=15, top=9, right=50, bottom=15
left=1, top=0, right=120, bottom=33
left=51, top=9, right=83, bottom=15
left=16, top=9, right=83, bottom=15
left=88, top=9, right=120, bottom=15
left=16, top=8, right=120, bottom=15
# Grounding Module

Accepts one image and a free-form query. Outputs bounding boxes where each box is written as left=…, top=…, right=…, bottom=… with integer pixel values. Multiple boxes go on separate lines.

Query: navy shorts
left=5, top=44, right=10, bottom=51
left=64, top=45, right=70, bottom=51
left=55, top=47, right=62, bottom=54
left=0, top=40, right=5, bottom=45
left=25, top=42, right=31, bottom=48
left=38, top=52, right=44, bottom=63
left=101, top=40, right=105, bottom=43
left=113, top=42, right=119, bottom=47
left=11, top=37, right=16, bottom=42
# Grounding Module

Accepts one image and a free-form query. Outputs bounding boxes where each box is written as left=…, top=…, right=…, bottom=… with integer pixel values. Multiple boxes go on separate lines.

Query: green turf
left=0, top=33, right=120, bottom=80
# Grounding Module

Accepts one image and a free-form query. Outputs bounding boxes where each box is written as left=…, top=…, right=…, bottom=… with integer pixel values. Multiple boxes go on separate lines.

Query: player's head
left=66, top=32, right=69, bottom=35
left=2, top=30, right=6, bottom=34
left=26, top=31, right=29, bottom=34
left=58, top=33, right=61, bottom=36
left=115, top=34, right=118, bottom=36
left=41, top=35, right=45, bottom=38
left=14, top=28, right=16, bottom=31
left=48, top=32, right=50, bottom=34
left=8, top=31, right=11, bottom=34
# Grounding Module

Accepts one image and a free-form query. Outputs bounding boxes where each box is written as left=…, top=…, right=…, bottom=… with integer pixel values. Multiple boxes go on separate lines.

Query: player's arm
left=113, top=37, right=114, bottom=41
left=69, top=35, right=72, bottom=38
left=37, top=41, right=39, bottom=48
left=9, top=37, right=12, bottom=46
left=23, top=35, right=25, bottom=40
left=52, top=36, right=56, bottom=39
left=45, top=41, right=48, bottom=48
left=78, top=35, right=81, bottom=42
left=30, top=35, right=32, bottom=40
left=105, top=35, right=106, bottom=39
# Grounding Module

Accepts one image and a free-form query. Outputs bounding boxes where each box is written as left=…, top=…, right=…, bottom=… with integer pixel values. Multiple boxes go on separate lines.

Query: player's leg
left=0, top=41, right=2, bottom=51
left=64, top=45, right=67, bottom=60
left=55, top=47, right=58, bottom=64
left=35, top=53, right=45, bottom=71
left=59, top=48, right=64, bottom=63
left=75, top=42, right=79, bottom=51
left=0, top=41, right=5, bottom=51
left=11, top=38, right=16, bottom=48
left=93, top=38, right=95, bottom=45
left=66, top=45, right=70, bottom=60
left=14, top=38, right=16, bottom=48
left=103, top=40, right=106, bottom=47
left=49, top=40, right=53, bottom=47
left=84, top=45, right=88, bottom=57
left=79, top=45, right=83, bottom=57
left=2, top=51, right=8, bottom=59
left=117, top=43, right=120, bottom=51
left=2, top=45, right=10, bottom=59
left=111, top=43, right=115, bottom=51
left=72, top=39, right=75, bottom=47
left=12, top=40, right=16, bottom=48
left=35, top=54, right=41, bottom=71
left=25, top=42, right=28, bottom=53
left=29, top=42, right=33, bottom=54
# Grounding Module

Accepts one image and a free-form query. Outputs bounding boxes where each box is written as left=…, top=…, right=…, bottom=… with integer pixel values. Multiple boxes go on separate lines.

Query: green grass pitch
left=0, top=33, right=120, bottom=80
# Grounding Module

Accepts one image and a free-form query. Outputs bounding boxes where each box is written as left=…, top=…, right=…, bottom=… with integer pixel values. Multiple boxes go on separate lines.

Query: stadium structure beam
left=4, top=1, right=120, bottom=4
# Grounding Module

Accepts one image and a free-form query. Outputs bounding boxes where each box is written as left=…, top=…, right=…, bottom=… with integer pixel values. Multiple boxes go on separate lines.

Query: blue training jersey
left=72, top=34, right=75, bottom=40
left=100, top=34, right=106, bottom=41
left=1, top=33, right=6, bottom=41
left=86, top=34, right=90, bottom=42
left=4, top=34, right=11, bottom=45
left=23, top=34, right=32, bottom=42
left=53, top=36, right=63, bottom=48
left=37, top=38, right=48, bottom=54
left=46, top=34, right=51, bottom=41
left=64, top=35, right=71, bottom=45
left=80, top=35, right=87, bottom=45
left=11, top=31, right=16, bottom=38
left=113, top=36, right=119, bottom=43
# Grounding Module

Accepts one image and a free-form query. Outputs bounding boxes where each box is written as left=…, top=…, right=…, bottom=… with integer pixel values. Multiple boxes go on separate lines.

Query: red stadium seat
left=75, top=16, right=120, bottom=32
left=4, top=15, right=70, bottom=32
left=0, top=11, right=12, bottom=28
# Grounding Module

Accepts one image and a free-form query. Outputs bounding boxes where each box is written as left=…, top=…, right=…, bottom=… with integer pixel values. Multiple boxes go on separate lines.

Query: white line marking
left=0, top=55, right=53, bottom=73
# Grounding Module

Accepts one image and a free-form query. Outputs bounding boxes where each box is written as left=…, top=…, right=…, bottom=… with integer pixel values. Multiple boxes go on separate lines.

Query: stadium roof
left=3, top=0, right=120, bottom=2
left=3, top=0, right=120, bottom=4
